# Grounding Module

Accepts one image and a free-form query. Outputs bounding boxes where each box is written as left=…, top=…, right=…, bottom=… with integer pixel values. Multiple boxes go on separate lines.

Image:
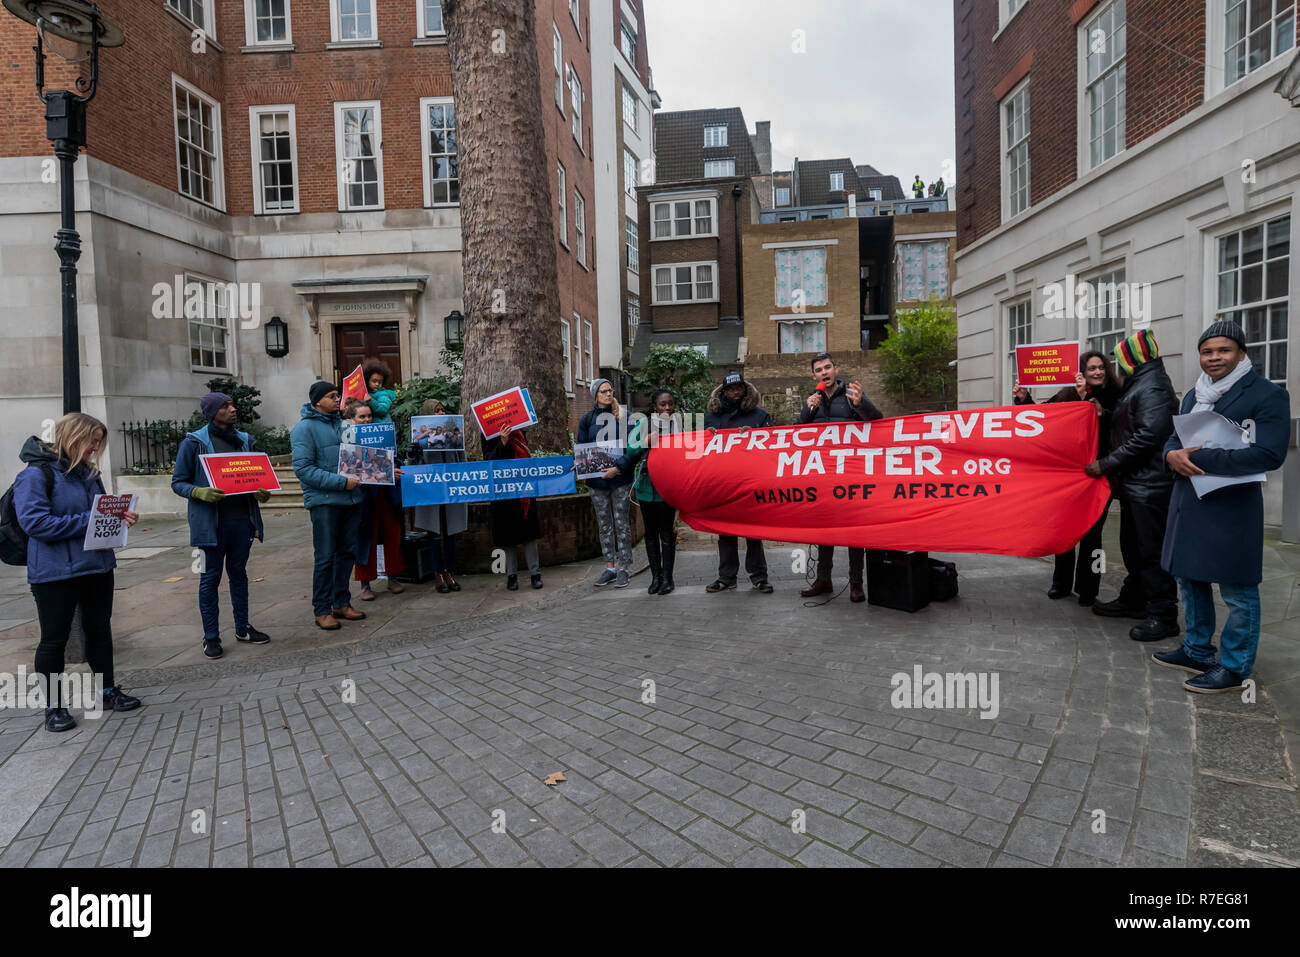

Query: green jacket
left=626, top=415, right=674, bottom=503
left=368, top=388, right=396, bottom=422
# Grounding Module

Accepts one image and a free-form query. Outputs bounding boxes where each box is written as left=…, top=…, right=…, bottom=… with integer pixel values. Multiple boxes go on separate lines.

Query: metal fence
left=118, top=419, right=185, bottom=473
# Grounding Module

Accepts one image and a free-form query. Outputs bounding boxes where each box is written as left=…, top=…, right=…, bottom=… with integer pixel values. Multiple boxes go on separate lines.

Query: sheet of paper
left=83, top=493, right=137, bottom=551
left=1171, top=410, right=1266, bottom=499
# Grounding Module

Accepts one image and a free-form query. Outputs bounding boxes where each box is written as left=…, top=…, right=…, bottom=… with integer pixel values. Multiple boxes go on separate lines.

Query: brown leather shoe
left=386, top=580, right=405, bottom=594
left=332, top=606, right=367, bottom=621
left=800, top=580, right=833, bottom=598
left=850, top=584, right=866, bottom=603
left=315, top=614, right=341, bottom=630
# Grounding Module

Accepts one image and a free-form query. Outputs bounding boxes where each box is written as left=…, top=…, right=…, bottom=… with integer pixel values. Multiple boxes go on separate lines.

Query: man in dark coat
left=1153, top=320, right=1290, bottom=693
left=797, top=353, right=885, bottom=602
left=1086, top=331, right=1181, bottom=640
left=703, top=371, right=775, bottom=594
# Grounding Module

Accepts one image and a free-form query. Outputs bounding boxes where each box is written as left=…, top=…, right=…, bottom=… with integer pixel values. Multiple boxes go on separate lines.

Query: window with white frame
left=569, top=67, right=583, bottom=148
left=569, top=0, right=581, bottom=31
left=624, top=149, right=639, bottom=197
left=623, top=83, right=639, bottom=133
left=704, top=124, right=728, bottom=147
left=621, top=18, right=637, bottom=62
left=572, top=319, right=583, bottom=383
left=775, top=247, right=829, bottom=308
left=625, top=217, right=639, bottom=272
left=627, top=295, right=641, bottom=347
left=651, top=197, right=717, bottom=239
left=1006, top=298, right=1033, bottom=389
left=420, top=0, right=444, bottom=37
left=186, top=274, right=232, bottom=372
left=173, top=76, right=224, bottom=209
left=574, top=189, right=586, bottom=265
left=583, top=319, right=594, bottom=380
left=653, top=262, right=718, bottom=304
left=557, top=163, right=567, bottom=247
left=1084, top=268, right=1128, bottom=358
left=778, top=320, right=827, bottom=355
left=560, top=317, right=573, bottom=393
left=245, top=0, right=290, bottom=45
left=168, top=0, right=215, bottom=36
left=421, top=97, right=458, bottom=206
left=330, top=0, right=375, bottom=42
left=334, top=101, right=382, bottom=210
left=896, top=241, right=950, bottom=300
left=1216, top=214, right=1290, bottom=383
left=776, top=187, right=791, bottom=206
left=249, top=106, right=298, bottom=214
left=553, top=25, right=564, bottom=110
left=999, top=0, right=1028, bottom=30
left=704, top=159, right=735, bottom=178
left=869, top=187, right=883, bottom=201
left=1224, top=0, right=1296, bottom=86
left=1002, top=80, right=1031, bottom=220
left=1082, top=0, right=1126, bottom=170
left=829, top=171, right=845, bottom=192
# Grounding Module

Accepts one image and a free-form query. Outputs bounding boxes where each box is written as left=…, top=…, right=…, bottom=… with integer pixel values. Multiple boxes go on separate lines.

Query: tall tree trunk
left=444, top=0, right=567, bottom=457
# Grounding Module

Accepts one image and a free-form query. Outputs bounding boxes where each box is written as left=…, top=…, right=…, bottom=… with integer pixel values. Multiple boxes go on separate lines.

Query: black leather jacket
left=1097, top=358, right=1178, bottom=499
left=796, top=380, right=884, bottom=424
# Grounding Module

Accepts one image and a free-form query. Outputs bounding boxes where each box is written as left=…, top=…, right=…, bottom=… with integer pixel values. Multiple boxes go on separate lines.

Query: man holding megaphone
left=797, top=353, right=884, bottom=602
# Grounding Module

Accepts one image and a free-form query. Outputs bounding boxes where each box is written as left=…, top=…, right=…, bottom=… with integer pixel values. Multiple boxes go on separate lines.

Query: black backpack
left=0, top=464, right=56, bottom=566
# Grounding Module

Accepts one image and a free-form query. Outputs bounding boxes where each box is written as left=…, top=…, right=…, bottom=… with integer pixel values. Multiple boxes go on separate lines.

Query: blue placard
left=343, top=422, right=396, bottom=449
left=402, top=456, right=576, bottom=506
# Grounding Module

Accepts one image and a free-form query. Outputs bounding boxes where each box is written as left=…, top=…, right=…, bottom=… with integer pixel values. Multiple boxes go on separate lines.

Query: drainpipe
left=731, top=182, right=744, bottom=326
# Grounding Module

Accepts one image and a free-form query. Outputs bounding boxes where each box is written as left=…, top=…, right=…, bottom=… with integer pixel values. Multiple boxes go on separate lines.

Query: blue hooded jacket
left=291, top=403, right=365, bottom=509
left=575, top=404, right=632, bottom=490
left=171, top=424, right=267, bottom=548
left=13, top=435, right=116, bottom=585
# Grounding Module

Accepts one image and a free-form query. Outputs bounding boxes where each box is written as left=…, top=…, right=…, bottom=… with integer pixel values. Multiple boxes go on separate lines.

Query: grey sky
left=642, top=0, right=956, bottom=187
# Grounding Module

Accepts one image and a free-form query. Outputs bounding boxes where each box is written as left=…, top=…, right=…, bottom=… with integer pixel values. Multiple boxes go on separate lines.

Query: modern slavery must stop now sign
left=647, top=402, right=1109, bottom=557
left=1016, top=341, right=1080, bottom=387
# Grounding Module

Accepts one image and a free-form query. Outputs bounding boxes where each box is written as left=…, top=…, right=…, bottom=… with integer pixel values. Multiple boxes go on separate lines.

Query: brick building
left=952, top=0, right=1299, bottom=526
left=0, top=0, right=611, bottom=488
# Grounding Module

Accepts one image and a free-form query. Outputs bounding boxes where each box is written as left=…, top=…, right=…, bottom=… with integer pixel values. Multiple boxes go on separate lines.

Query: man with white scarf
left=1156, top=319, right=1291, bottom=693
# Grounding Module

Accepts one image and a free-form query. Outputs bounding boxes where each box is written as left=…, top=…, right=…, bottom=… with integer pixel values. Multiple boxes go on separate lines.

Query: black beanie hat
left=309, top=380, right=338, bottom=406
left=1197, top=319, right=1247, bottom=351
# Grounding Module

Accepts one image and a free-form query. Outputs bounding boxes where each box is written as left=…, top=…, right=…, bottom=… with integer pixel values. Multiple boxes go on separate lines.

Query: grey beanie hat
left=590, top=378, right=611, bottom=399
left=1197, top=319, right=1246, bottom=351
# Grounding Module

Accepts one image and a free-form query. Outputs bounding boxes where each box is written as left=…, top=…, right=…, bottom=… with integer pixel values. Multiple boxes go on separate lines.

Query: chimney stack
left=751, top=121, right=772, bottom=175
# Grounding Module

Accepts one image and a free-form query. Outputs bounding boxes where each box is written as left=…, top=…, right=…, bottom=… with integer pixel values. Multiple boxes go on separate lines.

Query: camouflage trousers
left=589, top=484, right=634, bottom=569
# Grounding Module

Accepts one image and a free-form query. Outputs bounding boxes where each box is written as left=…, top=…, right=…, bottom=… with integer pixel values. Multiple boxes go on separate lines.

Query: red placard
left=470, top=387, right=538, bottom=441
left=1016, top=341, right=1080, bottom=387
left=199, top=453, right=281, bottom=495
left=342, top=365, right=369, bottom=403
left=647, top=403, right=1110, bottom=558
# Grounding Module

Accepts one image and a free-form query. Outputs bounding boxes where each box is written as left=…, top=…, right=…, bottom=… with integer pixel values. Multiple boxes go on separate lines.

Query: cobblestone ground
left=0, top=547, right=1296, bottom=868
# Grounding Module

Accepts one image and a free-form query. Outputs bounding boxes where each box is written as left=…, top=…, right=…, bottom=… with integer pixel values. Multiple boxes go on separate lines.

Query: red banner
left=200, top=453, right=281, bottom=495
left=647, top=403, right=1109, bottom=557
left=342, top=365, right=369, bottom=403
left=1016, top=341, right=1080, bottom=387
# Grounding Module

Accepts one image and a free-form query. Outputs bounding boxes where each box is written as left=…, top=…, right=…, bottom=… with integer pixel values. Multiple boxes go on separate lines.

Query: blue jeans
left=309, top=504, right=363, bottom=616
left=199, top=517, right=255, bottom=639
left=1179, top=578, right=1262, bottom=677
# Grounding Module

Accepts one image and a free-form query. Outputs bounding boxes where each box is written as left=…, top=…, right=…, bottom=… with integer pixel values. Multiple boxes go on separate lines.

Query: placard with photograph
left=410, top=415, right=465, bottom=452
left=338, top=444, right=396, bottom=486
left=574, top=441, right=623, bottom=481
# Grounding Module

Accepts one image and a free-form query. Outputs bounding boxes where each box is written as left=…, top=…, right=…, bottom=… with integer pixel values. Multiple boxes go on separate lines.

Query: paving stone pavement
left=1, top=537, right=1297, bottom=868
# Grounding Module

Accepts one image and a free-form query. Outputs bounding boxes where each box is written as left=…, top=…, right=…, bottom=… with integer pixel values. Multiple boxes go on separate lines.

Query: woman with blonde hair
left=14, top=413, right=141, bottom=732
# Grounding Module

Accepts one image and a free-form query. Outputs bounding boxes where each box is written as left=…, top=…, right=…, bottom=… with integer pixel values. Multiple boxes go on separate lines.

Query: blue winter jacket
left=291, top=403, right=365, bottom=509
left=13, top=435, right=116, bottom=585
left=170, top=424, right=267, bottom=548
left=575, top=405, right=632, bottom=490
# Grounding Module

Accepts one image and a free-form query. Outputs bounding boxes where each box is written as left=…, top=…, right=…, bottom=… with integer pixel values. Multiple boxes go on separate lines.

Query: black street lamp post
left=2, top=0, right=124, bottom=414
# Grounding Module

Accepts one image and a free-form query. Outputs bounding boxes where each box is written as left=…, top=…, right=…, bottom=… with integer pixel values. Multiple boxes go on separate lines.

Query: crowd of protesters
left=9, top=318, right=1290, bottom=732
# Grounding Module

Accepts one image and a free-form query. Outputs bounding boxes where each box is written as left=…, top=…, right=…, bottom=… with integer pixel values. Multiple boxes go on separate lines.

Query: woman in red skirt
left=344, top=399, right=407, bottom=600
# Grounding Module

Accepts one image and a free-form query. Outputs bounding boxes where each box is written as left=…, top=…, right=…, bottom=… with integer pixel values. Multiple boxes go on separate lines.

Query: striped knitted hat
left=1114, top=330, right=1159, bottom=376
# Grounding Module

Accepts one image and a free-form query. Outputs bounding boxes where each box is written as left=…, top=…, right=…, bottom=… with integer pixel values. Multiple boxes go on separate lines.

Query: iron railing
left=118, top=419, right=185, bottom=473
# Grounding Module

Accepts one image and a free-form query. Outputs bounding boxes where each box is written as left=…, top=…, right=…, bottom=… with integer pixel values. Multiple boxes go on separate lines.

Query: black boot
left=44, top=707, right=76, bottom=732
left=645, top=528, right=662, bottom=594
left=658, top=538, right=676, bottom=595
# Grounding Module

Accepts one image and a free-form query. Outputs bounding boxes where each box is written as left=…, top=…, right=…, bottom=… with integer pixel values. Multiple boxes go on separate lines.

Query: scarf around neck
left=1192, top=356, right=1251, bottom=413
